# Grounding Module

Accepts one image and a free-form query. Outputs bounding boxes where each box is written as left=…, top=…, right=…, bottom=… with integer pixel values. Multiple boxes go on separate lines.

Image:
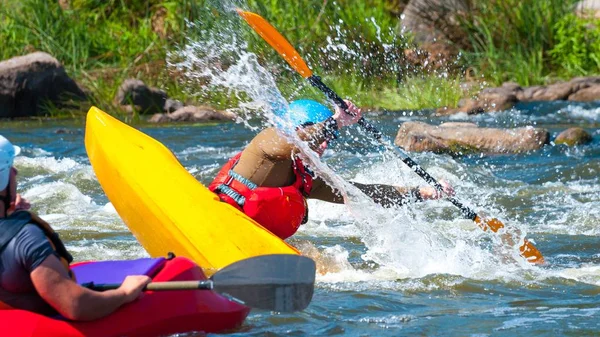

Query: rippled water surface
left=1, top=100, right=600, bottom=336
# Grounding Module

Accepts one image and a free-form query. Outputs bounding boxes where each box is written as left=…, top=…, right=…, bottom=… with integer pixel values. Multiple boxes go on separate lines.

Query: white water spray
left=166, top=3, right=548, bottom=284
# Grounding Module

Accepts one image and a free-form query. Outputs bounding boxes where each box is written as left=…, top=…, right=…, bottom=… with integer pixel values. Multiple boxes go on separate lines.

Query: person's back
left=0, top=222, right=58, bottom=315
left=0, top=135, right=151, bottom=321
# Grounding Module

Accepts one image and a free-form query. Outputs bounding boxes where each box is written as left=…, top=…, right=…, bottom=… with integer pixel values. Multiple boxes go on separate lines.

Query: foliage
left=243, top=0, right=409, bottom=85
left=549, top=14, right=600, bottom=76
left=1, top=0, right=600, bottom=117
left=453, top=0, right=592, bottom=85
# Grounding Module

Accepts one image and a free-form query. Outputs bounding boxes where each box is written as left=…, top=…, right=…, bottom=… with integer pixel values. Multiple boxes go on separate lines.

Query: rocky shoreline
left=436, top=77, right=600, bottom=116
left=0, top=52, right=234, bottom=124
left=0, top=52, right=596, bottom=154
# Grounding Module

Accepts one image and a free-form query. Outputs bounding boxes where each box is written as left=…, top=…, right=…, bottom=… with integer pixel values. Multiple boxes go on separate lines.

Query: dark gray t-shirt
left=0, top=223, right=57, bottom=315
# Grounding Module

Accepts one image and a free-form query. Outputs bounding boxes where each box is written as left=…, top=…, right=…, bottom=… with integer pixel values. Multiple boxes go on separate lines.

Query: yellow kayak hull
left=84, top=107, right=299, bottom=273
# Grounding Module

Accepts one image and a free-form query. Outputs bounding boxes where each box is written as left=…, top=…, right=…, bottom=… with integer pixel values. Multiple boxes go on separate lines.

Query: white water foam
left=21, top=181, right=123, bottom=232
left=560, top=105, right=600, bottom=121
left=164, top=2, right=600, bottom=288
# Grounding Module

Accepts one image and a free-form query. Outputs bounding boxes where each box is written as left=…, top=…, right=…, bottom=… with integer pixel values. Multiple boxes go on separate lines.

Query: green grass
left=549, top=14, right=600, bottom=77
left=455, top=0, right=598, bottom=86
left=2, top=0, right=600, bottom=118
left=0, top=0, right=197, bottom=115
left=308, top=75, right=469, bottom=111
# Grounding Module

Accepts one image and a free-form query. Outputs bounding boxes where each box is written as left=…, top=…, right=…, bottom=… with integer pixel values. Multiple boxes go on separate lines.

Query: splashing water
left=3, top=3, right=600, bottom=335
left=165, top=3, right=541, bottom=283
left=4, top=95, right=600, bottom=336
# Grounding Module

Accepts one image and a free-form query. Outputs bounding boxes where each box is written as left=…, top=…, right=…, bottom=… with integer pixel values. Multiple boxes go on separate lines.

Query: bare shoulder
left=251, top=127, right=294, bottom=159
left=254, top=127, right=287, bottom=142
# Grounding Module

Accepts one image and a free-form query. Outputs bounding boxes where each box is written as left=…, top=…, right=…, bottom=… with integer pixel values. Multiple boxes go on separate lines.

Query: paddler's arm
left=245, top=119, right=337, bottom=160
left=309, top=178, right=455, bottom=207
left=251, top=99, right=360, bottom=159
left=308, top=178, right=420, bottom=206
left=350, top=182, right=423, bottom=206
left=31, top=255, right=151, bottom=321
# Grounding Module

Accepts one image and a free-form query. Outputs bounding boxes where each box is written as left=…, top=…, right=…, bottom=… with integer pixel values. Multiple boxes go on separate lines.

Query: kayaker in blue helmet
left=0, top=135, right=151, bottom=321
left=209, top=99, right=454, bottom=240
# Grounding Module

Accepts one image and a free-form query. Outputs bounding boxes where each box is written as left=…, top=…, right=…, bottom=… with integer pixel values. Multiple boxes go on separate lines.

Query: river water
left=1, top=99, right=599, bottom=336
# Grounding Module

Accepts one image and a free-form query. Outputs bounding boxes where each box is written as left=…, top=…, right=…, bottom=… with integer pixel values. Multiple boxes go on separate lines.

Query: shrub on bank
left=1, top=0, right=599, bottom=117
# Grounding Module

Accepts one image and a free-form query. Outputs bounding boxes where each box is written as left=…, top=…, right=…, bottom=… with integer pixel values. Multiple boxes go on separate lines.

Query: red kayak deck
left=1, top=256, right=250, bottom=337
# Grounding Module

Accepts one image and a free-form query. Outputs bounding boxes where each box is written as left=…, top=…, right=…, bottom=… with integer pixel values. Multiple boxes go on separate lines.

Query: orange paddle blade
left=475, top=216, right=544, bottom=264
left=520, top=239, right=545, bottom=264
left=475, top=216, right=505, bottom=232
left=237, top=9, right=313, bottom=78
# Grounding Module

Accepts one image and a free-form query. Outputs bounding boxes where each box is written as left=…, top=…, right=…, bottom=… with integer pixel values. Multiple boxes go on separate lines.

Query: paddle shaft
left=311, top=75, right=544, bottom=262
left=308, top=75, right=478, bottom=220
left=87, top=280, right=213, bottom=292
left=237, top=8, right=543, bottom=263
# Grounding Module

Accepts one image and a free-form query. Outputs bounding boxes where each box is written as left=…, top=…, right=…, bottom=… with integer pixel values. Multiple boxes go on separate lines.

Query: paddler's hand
left=333, top=100, right=361, bottom=128
left=419, top=180, right=455, bottom=200
left=10, top=194, right=31, bottom=212
left=119, top=275, right=151, bottom=303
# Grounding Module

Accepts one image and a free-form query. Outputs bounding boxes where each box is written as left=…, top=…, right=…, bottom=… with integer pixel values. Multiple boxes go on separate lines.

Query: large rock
left=568, top=84, right=600, bottom=101
left=514, top=77, right=600, bottom=101
left=576, top=0, right=600, bottom=18
left=402, top=42, right=458, bottom=73
left=114, top=79, right=182, bottom=114
left=394, top=121, right=549, bottom=155
left=0, top=52, right=86, bottom=118
left=401, top=0, right=468, bottom=44
left=554, top=127, right=593, bottom=146
left=149, top=105, right=235, bottom=123
left=164, top=98, right=184, bottom=112
left=518, top=82, right=575, bottom=101
left=436, top=87, right=518, bottom=115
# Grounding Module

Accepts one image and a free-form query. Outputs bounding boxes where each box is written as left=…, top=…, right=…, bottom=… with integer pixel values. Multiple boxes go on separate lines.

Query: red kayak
left=1, top=256, right=250, bottom=337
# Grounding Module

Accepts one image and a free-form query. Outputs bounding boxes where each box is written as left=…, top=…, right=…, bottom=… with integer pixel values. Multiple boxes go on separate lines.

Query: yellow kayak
left=84, top=107, right=298, bottom=274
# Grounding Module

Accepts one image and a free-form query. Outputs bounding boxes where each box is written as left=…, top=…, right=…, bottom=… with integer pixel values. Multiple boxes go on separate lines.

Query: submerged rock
left=554, top=127, right=593, bottom=146
left=394, top=121, right=549, bottom=155
left=149, top=106, right=235, bottom=123
left=0, top=52, right=86, bottom=118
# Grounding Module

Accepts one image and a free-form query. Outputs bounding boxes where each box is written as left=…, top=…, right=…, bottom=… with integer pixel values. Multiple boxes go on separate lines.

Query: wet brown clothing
left=232, top=123, right=420, bottom=207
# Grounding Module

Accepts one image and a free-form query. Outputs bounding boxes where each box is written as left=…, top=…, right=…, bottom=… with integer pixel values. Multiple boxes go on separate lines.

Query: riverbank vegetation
left=444, top=0, right=600, bottom=86
left=1, top=0, right=598, bottom=116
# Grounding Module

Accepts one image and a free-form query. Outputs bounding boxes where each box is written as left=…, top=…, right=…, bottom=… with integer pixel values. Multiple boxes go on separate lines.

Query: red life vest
left=208, top=152, right=313, bottom=239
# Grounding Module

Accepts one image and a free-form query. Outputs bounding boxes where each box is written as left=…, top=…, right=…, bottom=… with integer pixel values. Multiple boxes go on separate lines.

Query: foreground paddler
left=208, top=99, right=455, bottom=239
left=0, top=134, right=316, bottom=326
left=0, top=135, right=151, bottom=320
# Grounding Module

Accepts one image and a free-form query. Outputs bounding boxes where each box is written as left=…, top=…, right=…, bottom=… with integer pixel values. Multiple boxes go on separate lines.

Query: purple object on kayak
left=73, top=258, right=166, bottom=285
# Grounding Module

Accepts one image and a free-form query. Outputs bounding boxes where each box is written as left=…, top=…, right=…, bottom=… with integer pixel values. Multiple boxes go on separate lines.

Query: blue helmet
left=280, top=99, right=333, bottom=127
